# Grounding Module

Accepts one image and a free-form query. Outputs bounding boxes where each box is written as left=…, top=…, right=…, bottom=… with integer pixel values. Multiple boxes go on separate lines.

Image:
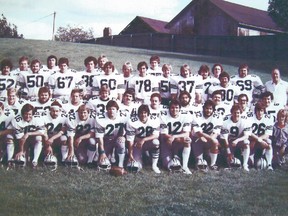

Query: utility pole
left=52, top=11, right=56, bottom=41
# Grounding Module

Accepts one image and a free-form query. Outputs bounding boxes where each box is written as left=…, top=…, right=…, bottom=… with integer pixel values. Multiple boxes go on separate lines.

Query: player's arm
left=98, top=137, right=107, bottom=162
left=75, top=131, right=95, bottom=148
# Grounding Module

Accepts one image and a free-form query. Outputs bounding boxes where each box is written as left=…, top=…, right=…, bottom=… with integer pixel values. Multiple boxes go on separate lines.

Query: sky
left=1, top=0, right=270, bottom=40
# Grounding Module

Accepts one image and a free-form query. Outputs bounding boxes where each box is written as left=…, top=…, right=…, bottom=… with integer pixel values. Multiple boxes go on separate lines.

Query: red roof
left=137, top=16, right=169, bottom=33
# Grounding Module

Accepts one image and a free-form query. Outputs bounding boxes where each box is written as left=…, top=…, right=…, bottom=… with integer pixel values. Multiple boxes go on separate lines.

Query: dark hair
left=219, top=71, right=230, bottom=81
left=203, top=100, right=215, bottom=111
left=58, top=57, right=69, bottom=66
left=238, top=64, right=249, bottom=74
left=38, top=86, right=51, bottom=97
left=21, top=103, right=35, bottom=116
left=84, top=56, right=97, bottom=67
left=150, top=55, right=160, bottom=64
left=150, top=92, right=161, bottom=102
left=18, top=56, right=29, bottom=64
left=47, top=55, right=58, bottom=66
left=254, top=102, right=265, bottom=114
left=198, top=64, right=210, bottom=75
left=179, top=90, right=191, bottom=100
left=238, top=94, right=249, bottom=102
left=104, top=61, right=115, bottom=72
left=30, top=59, right=41, bottom=67
left=137, top=104, right=150, bottom=118
left=1, top=59, right=13, bottom=70
left=137, top=61, right=148, bottom=70
left=106, top=100, right=119, bottom=110
left=212, top=63, right=223, bottom=73
left=169, top=99, right=181, bottom=109
left=230, top=104, right=241, bottom=114
left=260, top=91, right=274, bottom=101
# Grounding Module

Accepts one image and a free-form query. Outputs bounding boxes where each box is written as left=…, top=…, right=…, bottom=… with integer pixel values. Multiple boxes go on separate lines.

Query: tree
left=55, top=25, right=94, bottom=42
left=268, top=0, right=288, bottom=31
left=0, top=14, right=23, bottom=38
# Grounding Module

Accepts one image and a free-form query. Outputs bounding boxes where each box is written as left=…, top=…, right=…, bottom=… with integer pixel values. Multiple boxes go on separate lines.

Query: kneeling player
left=126, top=104, right=161, bottom=173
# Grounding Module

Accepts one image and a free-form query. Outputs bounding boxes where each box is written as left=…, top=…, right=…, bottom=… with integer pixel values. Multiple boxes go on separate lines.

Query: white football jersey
left=42, top=112, right=67, bottom=137
left=95, top=112, right=128, bottom=138
left=231, top=74, right=264, bottom=104
left=77, top=70, right=101, bottom=97
left=250, top=113, right=273, bottom=137
left=192, top=111, right=222, bottom=136
left=61, top=98, right=85, bottom=114
left=160, top=112, right=191, bottom=135
left=202, top=76, right=220, bottom=101
left=0, top=109, right=15, bottom=130
left=11, top=114, right=46, bottom=139
left=3, top=98, right=27, bottom=116
left=86, top=96, right=116, bottom=115
left=0, top=74, right=17, bottom=100
left=118, top=102, right=141, bottom=120
left=158, top=75, right=174, bottom=101
left=28, top=98, right=57, bottom=114
left=66, top=110, right=96, bottom=137
left=215, top=102, right=232, bottom=119
left=126, top=116, right=160, bottom=142
left=220, top=116, right=251, bottom=140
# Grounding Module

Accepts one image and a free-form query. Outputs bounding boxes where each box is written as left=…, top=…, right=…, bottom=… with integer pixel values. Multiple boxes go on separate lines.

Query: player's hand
left=15, top=151, right=24, bottom=160
left=99, top=153, right=107, bottom=162
left=45, top=146, right=53, bottom=155
left=135, top=139, right=145, bottom=149
left=200, top=136, right=207, bottom=143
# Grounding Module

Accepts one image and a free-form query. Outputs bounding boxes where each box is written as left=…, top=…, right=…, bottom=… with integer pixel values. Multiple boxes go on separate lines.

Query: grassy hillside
left=0, top=38, right=287, bottom=83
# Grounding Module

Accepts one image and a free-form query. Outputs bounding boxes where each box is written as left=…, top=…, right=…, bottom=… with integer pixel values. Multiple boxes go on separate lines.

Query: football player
left=16, top=59, right=50, bottom=99
left=148, top=93, right=166, bottom=119
left=12, top=103, right=47, bottom=168
left=191, top=100, right=222, bottom=170
left=160, top=99, right=192, bottom=174
left=48, top=57, right=85, bottom=100
left=158, top=64, right=174, bottom=106
left=66, top=104, right=97, bottom=165
left=127, top=61, right=159, bottom=104
left=92, top=61, right=125, bottom=101
left=0, top=102, right=15, bottom=165
left=178, top=90, right=194, bottom=118
left=249, top=102, right=274, bottom=170
left=122, top=61, right=134, bottom=89
left=220, top=104, right=251, bottom=171
left=211, top=63, right=224, bottom=79
left=41, top=55, right=58, bottom=73
left=126, top=104, right=161, bottom=173
left=147, top=55, right=162, bottom=77
left=238, top=93, right=252, bottom=116
left=211, top=90, right=231, bottom=118
left=11, top=56, right=30, bottom=77
left=170, top=64, right=203, bottom=103
left=118, top=89, right=140, bottom=120
left=95, top=100, right=127, bottom=168
left=29, top=86, right=55, bottom=114
left=265, top=68, right=288, bottom=108
left=231, top=64, right=265, bottom=106
left=4, top=88, right=27, bottom=116
left=0, top=59, right=17, bottom=101
left=61, top=88, right=84, bottom=114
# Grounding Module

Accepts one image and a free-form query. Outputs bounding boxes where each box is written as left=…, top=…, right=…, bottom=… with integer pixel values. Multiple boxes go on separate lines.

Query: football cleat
left=255, top=157, right=268, bottom=170
left=230, top=157, right=242, bottom=168
left=44, top=154, right=58, bottom=171
left=167, top=156, right=182, bottom=172
left=126, top=160, right=142, bottom=173
left=98, top=157, right=111, bottom=171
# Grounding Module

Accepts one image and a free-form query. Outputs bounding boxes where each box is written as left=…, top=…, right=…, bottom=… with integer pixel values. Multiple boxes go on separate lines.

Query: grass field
left=0, top=38, right=288, bottom=215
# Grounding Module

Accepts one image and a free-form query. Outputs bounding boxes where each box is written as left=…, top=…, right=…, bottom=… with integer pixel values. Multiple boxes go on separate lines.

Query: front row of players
left=0, top=95, right=287, bottom=174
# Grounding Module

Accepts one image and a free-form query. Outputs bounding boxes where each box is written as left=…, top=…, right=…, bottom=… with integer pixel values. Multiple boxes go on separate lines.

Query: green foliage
left=268, top=0, right=288, bottom=31
left=55, top=25, right=94, bottom=42
left=0, top=14, right=23, bottom=38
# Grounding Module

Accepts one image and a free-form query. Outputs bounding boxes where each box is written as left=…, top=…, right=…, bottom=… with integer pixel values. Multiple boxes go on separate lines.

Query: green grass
left=1, top=38, right=288, bottom=215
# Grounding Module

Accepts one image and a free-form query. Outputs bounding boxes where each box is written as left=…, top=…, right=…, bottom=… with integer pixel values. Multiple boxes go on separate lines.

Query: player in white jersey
left=249, top=102, right=274, bottom=170
left=41, top=55, right=59, bottom=74
left=118, top=89, right=140, bottom=120
left=170, top=64, right=203, bottom=103
left=92, top=61, right=125, bottom=101
left=10, top=56, right=30, bottom=77
left=220, top=104, right=251, bottom=171
left=48, top=57, right=85, bottom=100
left=95, top=100, right=127, bottom=168
left=12, top=103, right=47, bottom=168
left=61, top=89, right=84, bottom=114
left=159, top=64, right=174, bottom=106
left=127, top=61, right=159, bottom=104
left=148, top=93, right=167, bottom=120
left=78, top=56, right=101, bottom=100
left=179, top=90, right=194, bottom=118
left=66, top=105, right=97, bottom=165
left=42, top=101, right=68, bottom=162
left=0, top=59, right=17, bottom=101
left=198, top=64, right=220, bottom=102
left=230, top=64, right=265, bottom=106
left=146, top=55, right=162, bottom=77
left=28, top=86, right=56, bottom=114
left=17, top=59, right=50, bottom=99
left=265, top=68, right=288, bottom=108
left=126, top=104, right=161, bottom=173
left=272, top=109, right=288, bottom=167
left=208, top=71, right=241, bottom=107
left=211, top=63, right=224, bottom=79
left=160, top=100, right=192, bottom=174
left=4, top=88, right=27, bottom=116
left=191, top=100, right=222, bottom=170
left=211, top=90, right=231, bottom=118
left=122, top=61, right=134, bottom=89
left=0, top=102, right=15, bottom=164
left=86, top=85, right=115, bottom=115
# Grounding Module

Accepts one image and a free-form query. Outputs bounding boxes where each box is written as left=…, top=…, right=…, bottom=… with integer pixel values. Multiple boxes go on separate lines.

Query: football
left=109, top=166, right=127, bottom=177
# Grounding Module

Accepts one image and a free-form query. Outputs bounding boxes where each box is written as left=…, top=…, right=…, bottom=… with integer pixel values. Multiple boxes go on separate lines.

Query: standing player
left=119, top=89, right=140, bottom=120
left=171, top=64, right=203, bottom=103
left=48, top=57, right=85, bottom=100
left=42, top=55, right=59, bottom=73
left=127, top=61, right=159, bottom=104
left=160, top=100, right=192, bottom=174
left=0, top=102, right=15, bottom=165
left=191, top=100, right=222, bottom=170
left=211, top=63, right=224, bottom=80
left=17, top=59, right=50, bottom=99
left=126, top=104, right=161, bottom=173
left=12, top=103, right=47, bottom=168
left=92, top=61, right=125, bottom=101
left=11, top=56, right=30, bottom=77
left=249, top=102, right=274, bottom=170
left=147, top=55, right=162, bottom=77
left=220, top=104, right=251, bottom=171
left=61, top=89, right=84, bottom=114
left=66, top=105, right=97, bottom=165
left=231, top=64, right=265, bottom=106
left=122, top=61, right=134, bottom=88
left=158, top=64, right=174, bottom=106
left=4, top=88, right=27, bottom=116
left=95, top=100, right=127, bottom=168
left=0, top=59, right=17, bottom=101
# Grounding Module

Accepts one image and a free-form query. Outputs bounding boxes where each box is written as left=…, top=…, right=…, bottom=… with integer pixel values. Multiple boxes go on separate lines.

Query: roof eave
left=239, top=22, right=286, bottom=34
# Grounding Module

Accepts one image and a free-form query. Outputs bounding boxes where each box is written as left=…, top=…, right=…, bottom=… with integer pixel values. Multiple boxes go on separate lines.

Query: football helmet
left=167, top=156, right=182, bottom=172
left=44, top=154, right=58, bottom=171
left=65, top=155, right=79, bottom=168
left=14, top=154, right=26, bottom=167
left=197, top=158, right=208, bottom=171
left=126, top=160, right=142, bottom=173
left=230, top=157, right=242, bottom=168
left=255, top=158, right=268, bottom=170
left=98, top=157, right=111, bottom=171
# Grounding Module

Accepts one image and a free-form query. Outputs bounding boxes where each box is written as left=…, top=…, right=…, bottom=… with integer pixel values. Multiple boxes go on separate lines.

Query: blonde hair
left=277, top=109, right=288, bottom=124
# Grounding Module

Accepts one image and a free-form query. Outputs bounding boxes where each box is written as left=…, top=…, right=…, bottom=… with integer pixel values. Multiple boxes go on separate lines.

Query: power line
left=20, top=13, right=55, bottom=27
